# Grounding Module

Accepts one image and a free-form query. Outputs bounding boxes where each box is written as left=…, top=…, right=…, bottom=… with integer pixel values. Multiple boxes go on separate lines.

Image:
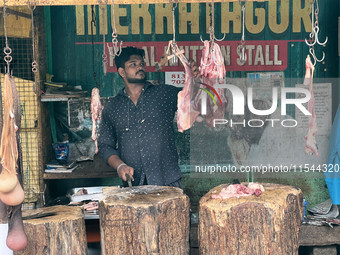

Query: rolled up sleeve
left=98, top=104, right=119, bottom=164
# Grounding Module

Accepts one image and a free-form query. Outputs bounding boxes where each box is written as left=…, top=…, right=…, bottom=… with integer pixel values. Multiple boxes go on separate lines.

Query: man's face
left=121, top=55, right=147, bottom=84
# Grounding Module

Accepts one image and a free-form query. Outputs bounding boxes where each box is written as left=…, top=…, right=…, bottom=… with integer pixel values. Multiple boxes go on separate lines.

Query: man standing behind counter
left=98, top=46, right=183, bottom=188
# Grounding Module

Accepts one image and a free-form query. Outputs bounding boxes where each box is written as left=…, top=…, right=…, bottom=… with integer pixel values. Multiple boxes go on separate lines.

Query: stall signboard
left=74, top=1, right=311, bottom=72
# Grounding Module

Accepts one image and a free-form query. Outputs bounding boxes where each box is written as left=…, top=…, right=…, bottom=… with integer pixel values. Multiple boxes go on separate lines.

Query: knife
left=125, top=173, right=132, bottom=188
left=22, top=212, right=57, bottom=220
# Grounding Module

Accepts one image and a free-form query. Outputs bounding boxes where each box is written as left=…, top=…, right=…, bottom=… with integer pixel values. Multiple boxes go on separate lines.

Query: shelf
left=43, top=155, right=118, bottom=179
left=41, top=94, right=85, bottom=102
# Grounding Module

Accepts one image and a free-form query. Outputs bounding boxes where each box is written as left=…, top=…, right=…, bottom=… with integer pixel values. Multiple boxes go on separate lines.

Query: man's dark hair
left=115, top=46, right=145, bottom=70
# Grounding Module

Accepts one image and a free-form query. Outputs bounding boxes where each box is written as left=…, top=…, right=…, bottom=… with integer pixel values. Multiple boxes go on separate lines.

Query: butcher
left=98, top=46, right=183, bottom=188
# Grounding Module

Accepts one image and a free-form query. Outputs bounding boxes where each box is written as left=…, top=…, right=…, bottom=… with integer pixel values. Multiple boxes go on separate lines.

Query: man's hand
left=118, top=165, right=134, bottom=182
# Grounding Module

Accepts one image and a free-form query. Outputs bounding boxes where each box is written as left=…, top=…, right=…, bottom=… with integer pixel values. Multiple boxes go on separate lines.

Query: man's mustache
left=136, top=70, right=146, bottom=75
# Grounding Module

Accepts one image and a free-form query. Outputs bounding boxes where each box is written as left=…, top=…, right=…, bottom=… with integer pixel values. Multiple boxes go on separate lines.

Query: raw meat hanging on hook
left=0, top=74, right=19, bottom=194
left=0, top=74, right=25, bottom=206
left=175, top=44, right=201, bottom=133
left=304, top=55, right=319, bottom=157
left=91, top=88, right=103, bottom=154
left=193, top=40, right=228, bottom=128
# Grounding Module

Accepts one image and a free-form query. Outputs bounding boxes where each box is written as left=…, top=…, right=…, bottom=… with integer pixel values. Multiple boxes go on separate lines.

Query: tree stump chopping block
left=99, top=185, right=190, bottom=255
left=198, top=183, right=304, bottom=255
left=14, top=205, right=87, bottom=255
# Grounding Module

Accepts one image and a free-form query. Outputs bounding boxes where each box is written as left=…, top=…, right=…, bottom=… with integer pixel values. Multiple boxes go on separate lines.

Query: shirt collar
left=118, top=81, right=153, bottom=97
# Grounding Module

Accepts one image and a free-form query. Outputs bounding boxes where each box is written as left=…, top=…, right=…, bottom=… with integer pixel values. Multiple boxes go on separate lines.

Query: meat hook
left=305, top=26, right=328, bottom=47
left=305, top=0, right=327, bottom=47
left=238, top=1, right=247, bottom=65
left=309, top=47, right=324, bottom=67
left=170, top=3, right=178, bottom=65
left=109, top=0, right=122, bottom=58
left=238, top=45, right=247, bottom=65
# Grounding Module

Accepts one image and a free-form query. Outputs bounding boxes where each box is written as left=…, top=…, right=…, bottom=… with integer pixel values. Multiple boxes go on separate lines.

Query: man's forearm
left=107, top=155, right=125, bottom=171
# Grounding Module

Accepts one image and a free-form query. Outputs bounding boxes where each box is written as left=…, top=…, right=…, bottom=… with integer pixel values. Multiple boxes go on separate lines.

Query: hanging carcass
left=304, top=55, right=319, bottom=157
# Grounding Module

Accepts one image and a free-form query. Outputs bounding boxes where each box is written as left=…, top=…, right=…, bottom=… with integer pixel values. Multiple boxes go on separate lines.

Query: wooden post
left=99, top=185, right=190, bottom=255
left=14, top=205, right=87, bottom=255
left=198, top=183, right=304, bottom=255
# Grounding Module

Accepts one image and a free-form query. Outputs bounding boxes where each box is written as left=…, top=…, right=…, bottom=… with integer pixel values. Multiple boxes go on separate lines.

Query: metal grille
left=0, top=36, right=40, bottom=206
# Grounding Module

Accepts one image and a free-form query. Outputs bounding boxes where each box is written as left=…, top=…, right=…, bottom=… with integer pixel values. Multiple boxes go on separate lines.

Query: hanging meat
left=0, top=74, right=24, bottom=206
left=193, top=41, right=228, bottom=127
left=0, top=74, right=27, bottom=251
left=304, top=55, right=319, bottom=157
left=0, top=74, right=19, bottom=194
left=91, top=88, right=103, bottom=154
left=176, top=45, right=201, bottom=132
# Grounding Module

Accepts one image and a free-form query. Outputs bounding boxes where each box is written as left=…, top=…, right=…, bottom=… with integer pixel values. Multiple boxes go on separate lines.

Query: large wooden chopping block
left=99, top=185, right=190, bottom=255
left=15, top=205, right=87, bottom=255
left=198, top=183, right=304, bottom=255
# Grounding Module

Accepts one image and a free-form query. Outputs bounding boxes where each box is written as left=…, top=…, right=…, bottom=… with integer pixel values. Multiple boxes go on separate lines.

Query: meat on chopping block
left=211, top=183, right=264, bottom=199
left=91, top=87, right=103, bottom=154
left=303, top=55, right=319, bottom=157
left=14, top=205, right=87, bottom=255
left=199, top=183, right=303, bottom=255
left=99, top=186, right=190, bottom=255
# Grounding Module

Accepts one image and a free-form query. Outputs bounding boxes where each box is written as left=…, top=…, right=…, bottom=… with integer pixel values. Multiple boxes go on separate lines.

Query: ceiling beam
left=0, top=0, right=269, bottom=7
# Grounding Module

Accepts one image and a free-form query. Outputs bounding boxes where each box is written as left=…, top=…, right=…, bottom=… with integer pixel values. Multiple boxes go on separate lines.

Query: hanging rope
left=100, top=3, right=107, bottom=76
left=170, top=3, right=178, bottom=65
left=90, top=5, right=100, bottom=88
left=305, top=0, right=326, bottom=66
left=108, top=0, right=122, bottom=57
left=28, top=4, right=37, bottom=94
left=3, top=0, right=12, bottom=74
left=238, top=0, right=247, bottom=64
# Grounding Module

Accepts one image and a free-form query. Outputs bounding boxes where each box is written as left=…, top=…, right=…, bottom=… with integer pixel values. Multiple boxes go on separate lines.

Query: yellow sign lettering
left=76, top=6, right=85, bottom=35
left=293, top=0, right=312, bottom=33
left=268, top=0, right=289, bottom=34
left=179, top=3, right=199, bottom=34
left=245, top=2, right=266, bottom=34
left=131, top=4, right=152, bottom=35
left=221, top=3, right=242, bottom=34
left=155, top=4, right=173, bottom=34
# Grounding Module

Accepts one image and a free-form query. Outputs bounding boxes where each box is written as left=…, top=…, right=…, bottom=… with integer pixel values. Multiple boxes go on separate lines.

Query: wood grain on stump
left=198, top=183, right=304, bottom=255
left=14, top=205, right=87, bottom=255
left=99, top=185, right=190, bottom=255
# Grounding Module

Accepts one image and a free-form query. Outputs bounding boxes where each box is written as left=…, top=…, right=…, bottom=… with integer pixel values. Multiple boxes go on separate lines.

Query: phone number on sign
left=169, top=73, right=185, bottom=85
left=292, top=164, right=340, bottom=173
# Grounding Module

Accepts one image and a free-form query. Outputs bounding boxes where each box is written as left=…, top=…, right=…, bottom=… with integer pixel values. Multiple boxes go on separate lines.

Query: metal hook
left=200, top=56, right=212, bottom=67
left=238, top=45, right=247, bottom=65
left=309, top=47, right=325, bottom=66
left=200, top=35, right=206, bottom=43
left=214, top=33, right=226, bottom=41
left=305, top=26, right=327, bottom=47
left=312, top=26, right=327, bottom=46
left=171, top=41, right=178, bottom=65
left=212, top=48, right=224, bottom=66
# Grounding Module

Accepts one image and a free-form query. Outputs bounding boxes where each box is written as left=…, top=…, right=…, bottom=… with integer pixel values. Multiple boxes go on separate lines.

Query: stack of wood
left=198, top=183, right=304, bottom=255
left=99, top=185, right=190, bottom=255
